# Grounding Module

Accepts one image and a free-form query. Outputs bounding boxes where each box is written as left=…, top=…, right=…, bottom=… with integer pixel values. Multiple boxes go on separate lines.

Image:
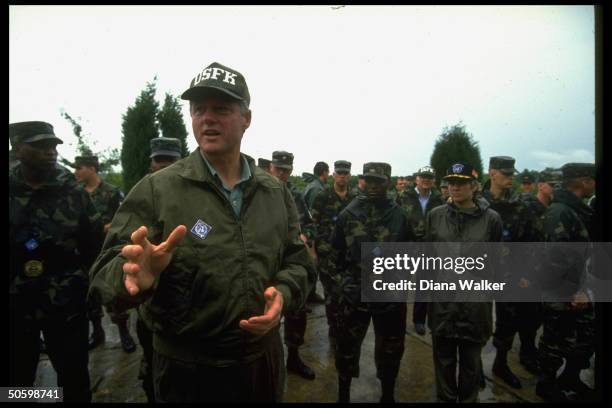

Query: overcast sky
left=9, top=5, right=595, bottom=176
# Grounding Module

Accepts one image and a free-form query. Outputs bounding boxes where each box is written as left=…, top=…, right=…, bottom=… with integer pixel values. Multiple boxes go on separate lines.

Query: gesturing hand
left=239, top=287, right=284, bottom=336
left=121, top=225, right=187, bottom=296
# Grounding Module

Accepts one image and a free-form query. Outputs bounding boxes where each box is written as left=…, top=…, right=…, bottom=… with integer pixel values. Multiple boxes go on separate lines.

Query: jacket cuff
left=275, top=284, right=293, bottom=314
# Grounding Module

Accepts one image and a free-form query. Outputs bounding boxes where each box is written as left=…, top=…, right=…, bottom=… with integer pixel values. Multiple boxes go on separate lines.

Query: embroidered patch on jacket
left=190, top=219, right=213, bottom=240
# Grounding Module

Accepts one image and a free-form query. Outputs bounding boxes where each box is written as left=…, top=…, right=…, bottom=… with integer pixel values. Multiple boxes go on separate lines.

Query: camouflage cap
left=440, top=179, right=449, bottom=187
left=75, top=155, right=99, bottom=167
left=416, top=165, right=435, bottom=177
left=150, top=137, right=181, bottom=159
left=181, top=62, right=250, bottom=107
left=520, top=173, right=534, bottom=184
left=443, top=162, right=478, bottom=181
left=334, top=160, right=351, bottom=172
left=271, top=151, right=294, bottom=170
left=537, top=170, right=562, bottom=184
left=489, top=156, right=518, bottom=174
left=561, top=163, right=595, bottom=180
left=361, top=162, right=391, bottom=181
left=9, top=121, right=63, bottom=147
left=257, top=157, right=271, bottom=169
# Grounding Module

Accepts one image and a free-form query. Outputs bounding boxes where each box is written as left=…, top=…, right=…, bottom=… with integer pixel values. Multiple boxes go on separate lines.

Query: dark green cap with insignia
left=257, top=157, right=271, bottom=169
left=334, top=160, right=351, bottom=172
left=9, top=121, right=63, bottom=147
left=520, top=172, right=534, bottom=184
left=181, top=61, right=250, bottom=107
left=489, top=156, right=518, bottom=174
left=560, top=163, right=595, bottom=180
left=75, top=155, right=99, bottom=167
left=361, top=162, right=391, bottom=181
left=271, top=151, right=294, bottom=170
left=150, top=137, right=181, bottom=159
left=443, top=162, right=478, bottom=181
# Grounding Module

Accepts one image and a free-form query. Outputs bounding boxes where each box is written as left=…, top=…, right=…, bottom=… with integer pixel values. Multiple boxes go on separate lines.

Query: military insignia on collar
left=452, top=164, right=464, bottom=173
left=191, top=219, right=213, bottom=240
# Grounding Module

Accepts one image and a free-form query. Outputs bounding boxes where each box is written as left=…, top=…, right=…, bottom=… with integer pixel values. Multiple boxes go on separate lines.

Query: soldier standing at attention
left=88, top=62, right=312, bottom=402
left=426, top=162, right=502, bottom=402
left=536, top=163, right=596, bottom=402
left=134, top=136, right=183, bottom=402
left=482, top=156, right=543, bottom=388
left=9, top=121, right=104, bottom=402
left=332, top=162, right=415, bottom=403
left=149, top=137, right=182, bottom=173
left=310, top=160, right=357, bottom=348
left=269, top=150, right=317, bottom=381
left=397, top=165, right=445, bottom=336
left=73, top=155, right=135, bottom=353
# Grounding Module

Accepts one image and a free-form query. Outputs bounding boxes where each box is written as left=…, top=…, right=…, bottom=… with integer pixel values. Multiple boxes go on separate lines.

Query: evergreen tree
left=121, top=79, right=160, bottom=193
left=430, top=122, right=483, bottom=185
left=157, top=93, right=190, bottom=157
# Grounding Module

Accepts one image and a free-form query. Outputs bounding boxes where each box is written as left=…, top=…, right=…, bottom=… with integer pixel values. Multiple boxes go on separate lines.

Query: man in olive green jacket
left=88, top=62, right=312, bottom=403
left=425, top=162, right=503, bottom=403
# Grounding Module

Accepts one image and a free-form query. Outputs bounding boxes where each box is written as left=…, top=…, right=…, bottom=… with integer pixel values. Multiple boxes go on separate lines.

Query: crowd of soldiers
left=9, top=60, right=599, bottom=403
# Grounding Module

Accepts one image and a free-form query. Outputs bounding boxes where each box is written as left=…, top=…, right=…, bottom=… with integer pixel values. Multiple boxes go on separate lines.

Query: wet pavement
left=34, top=285, right=595, bottom=403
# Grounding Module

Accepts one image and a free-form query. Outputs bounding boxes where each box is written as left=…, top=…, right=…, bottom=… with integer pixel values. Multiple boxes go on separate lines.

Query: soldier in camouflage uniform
left=520, top=171, right=535, bottom=194
left=134, top=137, right=183, bottom=402
left=269, top=150, right=317, bottom=380
left=397, top=165, right=446, bottom=336
left=536, top=163, right=596, bottom=402
left=406, top=174, right=416, bottom=189
left=149, top=137, right=182, bottom=173
left=257, top=157, right=271, bottom=173
left=521, top=170, right=562, bottom=218
left=331, top=162, right=415, bottom=403
left=310, top=160, right=357, bottom=347
left=9, top=121, right=104, bottom=402
left=482, top=156, right=544, bottom=388
left=73, top=155, right=135, bottom=352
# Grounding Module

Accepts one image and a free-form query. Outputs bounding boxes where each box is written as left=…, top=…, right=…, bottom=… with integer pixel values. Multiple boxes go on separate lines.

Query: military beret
left=361, top=162, right=391, bottom=181
left=334, top=160, right=351, bottom=172
left=489, top=156, right=517, bottom=174
left=561, top=163, right=595, bottom=180
left=9, top=121, right=63, bottom=147
left=416, top=165, right=435, bottom=177
left=75, top=155, right=99, bottom=167
left=150, top=137, right=181, bottom=159
left=257, top=158, right=271, bottom=169
left=271, top=151, right=294, bottom=170
left=443, top=162, right=478, bottom=182
left=181, top=62, right=250, bottom=107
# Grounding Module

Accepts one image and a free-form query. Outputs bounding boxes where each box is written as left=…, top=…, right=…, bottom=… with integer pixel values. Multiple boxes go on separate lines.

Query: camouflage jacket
left=521, top=192, right=548, bottom=219
left=396, top=187, right=445, bottom=241
left=310, top=186, right=357, bottom=258
left=287, top=181, right=316, bottom=243
left=425, top=197, right=503, bottom=344
left=9, top=164, right=104, bottom=322
left=87, top=180, right=124, bottom=225
left=539, top=189, right=592, bottom=297
left=331, top=196, right=415, bottom=310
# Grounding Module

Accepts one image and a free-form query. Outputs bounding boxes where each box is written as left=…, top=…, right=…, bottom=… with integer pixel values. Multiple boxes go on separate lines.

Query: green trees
left=121, top=81, right=190, bottom=193
left=430, top=123, right=484, bottom=184
left=121, top=80, right=160, bottom=194
left=158, top=93, right=190, bottom=157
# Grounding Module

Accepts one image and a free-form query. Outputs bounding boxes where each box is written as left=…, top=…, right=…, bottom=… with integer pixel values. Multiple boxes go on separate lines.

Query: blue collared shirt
left=200, top=150, right=252, bottom=218
left=416, top=186, right=432, bottom=215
